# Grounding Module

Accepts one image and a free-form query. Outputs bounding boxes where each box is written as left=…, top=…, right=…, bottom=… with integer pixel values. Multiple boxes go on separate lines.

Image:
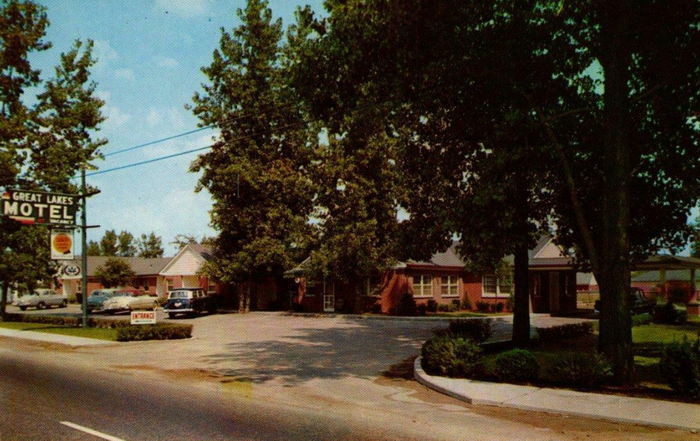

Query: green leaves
left=94, top=258, right=135, bottom=288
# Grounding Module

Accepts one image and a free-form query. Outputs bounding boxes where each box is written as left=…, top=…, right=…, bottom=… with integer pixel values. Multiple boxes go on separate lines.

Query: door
left=323, top=294, right=335, bottom=312
left=549, top=271, right=560, bottom=313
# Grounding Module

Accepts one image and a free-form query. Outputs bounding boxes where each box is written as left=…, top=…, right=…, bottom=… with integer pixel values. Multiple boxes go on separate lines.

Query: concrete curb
left=280, top=311, right=499, bottom=322
left=414, top=357, right=700, bottom=432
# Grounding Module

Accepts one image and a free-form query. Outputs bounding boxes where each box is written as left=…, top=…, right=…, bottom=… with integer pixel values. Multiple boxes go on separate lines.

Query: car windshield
left=170, top=291, right=191, bottom=299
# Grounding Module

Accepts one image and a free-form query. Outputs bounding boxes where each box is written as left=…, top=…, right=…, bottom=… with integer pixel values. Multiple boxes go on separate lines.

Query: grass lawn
left=0, top=321, right=117, bottom=341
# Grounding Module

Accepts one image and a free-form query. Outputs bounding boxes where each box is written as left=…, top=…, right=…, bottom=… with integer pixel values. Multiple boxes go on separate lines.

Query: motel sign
left=1, top=189, right=78, bottom=225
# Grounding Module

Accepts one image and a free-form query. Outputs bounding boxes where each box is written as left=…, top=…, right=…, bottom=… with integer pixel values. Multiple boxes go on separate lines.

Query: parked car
left=163, top=288, right=216, bottom=318
left=86, top=288, right=121, bottom=313
left=594, top=287, right=656, bottom=315
left=102, top=290, right=159, bottom=314
left=14, top=289, right=67, bottom=310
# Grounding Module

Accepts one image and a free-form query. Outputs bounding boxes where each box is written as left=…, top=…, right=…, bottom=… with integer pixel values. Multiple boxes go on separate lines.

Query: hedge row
left=535, top=322, right=593, bottom=341
left=2, top=313, right=192, bottom=341
left=116, top=323, right=193, bottom=341
left=2, top=313, right=132, bottom=328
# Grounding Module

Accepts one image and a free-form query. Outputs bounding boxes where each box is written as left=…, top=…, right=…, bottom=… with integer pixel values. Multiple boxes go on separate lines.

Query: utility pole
left=81, top=168, right=88, bottom=328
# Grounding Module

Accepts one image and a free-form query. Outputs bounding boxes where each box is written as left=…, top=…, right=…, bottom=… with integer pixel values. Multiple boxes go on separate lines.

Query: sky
left=30, top=0, right=324, bottom=255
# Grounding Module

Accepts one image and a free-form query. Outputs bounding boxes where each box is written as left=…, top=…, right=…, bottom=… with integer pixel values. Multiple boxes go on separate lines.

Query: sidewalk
left=0, top=327, right=113, bottom=346
left=414, top=357, right=700, bottom=432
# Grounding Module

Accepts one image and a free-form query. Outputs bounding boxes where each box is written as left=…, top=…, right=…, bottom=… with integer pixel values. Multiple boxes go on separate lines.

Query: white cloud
left=115, top=68, right=135, bottom=81
left=104, top=105, right=131, bottom=128
left=154, top=0, right=210, bottom=18
left=92, top=40, right=119, bottom=71
left=146, top=108, right=162, bottom=127
left=155, top=56, right=179, bottom=69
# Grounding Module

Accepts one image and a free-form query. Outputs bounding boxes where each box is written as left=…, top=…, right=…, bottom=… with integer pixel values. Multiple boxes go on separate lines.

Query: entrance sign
left=1, top=189, right=78, bottom=225
left=51, top=229, right=75, bottom=260
left=131, top=310, right=157, bottom=325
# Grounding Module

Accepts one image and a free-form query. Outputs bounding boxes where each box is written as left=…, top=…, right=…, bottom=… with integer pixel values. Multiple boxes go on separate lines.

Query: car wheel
left=36, top=302, right=46, bottom=310
left=60, top=300, right=67, bottom=308
left=168, top=313, right=176, bottom=319
left=19, top=306, right=27, bottom=311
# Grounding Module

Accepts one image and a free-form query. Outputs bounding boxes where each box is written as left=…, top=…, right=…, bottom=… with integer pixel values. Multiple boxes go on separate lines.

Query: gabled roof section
left=632, top=270, right=697, bottom=282
left=62, top=256, right=171, bottom=277
left=402, top=241, right=466, bottom=268
left=159, top=243, right=211, bottom=276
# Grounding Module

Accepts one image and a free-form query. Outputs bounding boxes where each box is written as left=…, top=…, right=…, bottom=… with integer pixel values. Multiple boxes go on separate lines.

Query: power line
left=103, top=126, right=213, bottom=157
left=85, top=144, right=214, bottom=177
left=101, top=101, right=303, bottom=158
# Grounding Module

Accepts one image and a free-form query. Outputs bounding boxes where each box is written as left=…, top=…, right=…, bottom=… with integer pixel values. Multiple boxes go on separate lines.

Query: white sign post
left=130, top=310, right=157, bottom=325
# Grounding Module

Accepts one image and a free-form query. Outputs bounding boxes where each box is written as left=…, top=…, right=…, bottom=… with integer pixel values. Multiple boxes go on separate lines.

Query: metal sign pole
left=81, top=169, right=88, bottom=328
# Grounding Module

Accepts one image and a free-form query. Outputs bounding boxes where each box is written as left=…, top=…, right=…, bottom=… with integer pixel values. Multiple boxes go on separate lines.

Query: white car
left=102, top=290, right=159, bottom=314
left=14, top=289, right=67, bottom=311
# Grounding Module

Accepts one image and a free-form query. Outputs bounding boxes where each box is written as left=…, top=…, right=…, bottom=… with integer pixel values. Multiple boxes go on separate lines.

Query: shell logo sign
left=51, top=229, right=75, bottom=260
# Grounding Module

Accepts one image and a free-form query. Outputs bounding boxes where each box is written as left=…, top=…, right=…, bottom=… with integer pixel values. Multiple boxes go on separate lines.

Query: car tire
left=60, top=300, right=67, bottom=308
left=36, top=302, right=46, bottom=310
left=168, top=313, right=176, bottom=319
left=19, top=306, right=27, bottom=311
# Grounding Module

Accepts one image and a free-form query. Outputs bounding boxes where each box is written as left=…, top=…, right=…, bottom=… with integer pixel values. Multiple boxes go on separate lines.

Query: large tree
left=94, top=258, right=134, bottom=288
left=293, top=0, right=699, bottom=381
left=137, top=232, right=164, bottom=258
left=190, top=0, right=314, bottom=312
left=0, top=1, right=105, bottom=317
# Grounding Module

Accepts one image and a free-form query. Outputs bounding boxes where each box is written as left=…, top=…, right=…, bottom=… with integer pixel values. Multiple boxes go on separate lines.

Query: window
left=412, top=275, right=433, bottom=297
left=166, top=279, right=174, bottom=292
left=482, top=274, right=512, bottom=298
left=441, top=275, right=459, bottom=297
left=366, top=273, right=383, bottom=296
left=208, top=281, right=216, bottom=293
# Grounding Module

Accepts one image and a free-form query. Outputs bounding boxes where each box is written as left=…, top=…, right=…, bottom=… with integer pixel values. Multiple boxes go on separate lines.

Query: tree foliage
left=190, top=0, right=314, bottom=311
left=0, top=1, right=105, bottom=317
left=94, top=258, right=135, bottom=288
left=137, top=232, right=164, bottom=258
left=292, top=0, right=699, bottom=381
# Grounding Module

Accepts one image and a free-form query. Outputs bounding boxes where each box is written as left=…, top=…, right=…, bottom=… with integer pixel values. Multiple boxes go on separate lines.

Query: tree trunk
left=512, top=242, right=530, bottom=347
left=238, top=281, right=250, bottom=313
left=1, top=281, right=9, bottom=320
left=597, top=1, right=634, bottom=384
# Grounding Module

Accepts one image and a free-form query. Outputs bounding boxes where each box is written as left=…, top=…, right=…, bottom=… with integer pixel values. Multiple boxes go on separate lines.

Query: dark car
left=594, top=287, right=656, bottom=315
left=163, top=288, right=216, bottom=318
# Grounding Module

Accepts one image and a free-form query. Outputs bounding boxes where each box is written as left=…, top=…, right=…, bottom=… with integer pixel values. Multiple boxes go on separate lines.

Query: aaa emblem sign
left=1, top=189, right=78, bottom=225
left=51, top=229, right=75, bottom=260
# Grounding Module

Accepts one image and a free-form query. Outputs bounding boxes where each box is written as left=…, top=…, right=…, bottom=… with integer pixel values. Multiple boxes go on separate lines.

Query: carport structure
left=633, top=255, right=700, bottom=312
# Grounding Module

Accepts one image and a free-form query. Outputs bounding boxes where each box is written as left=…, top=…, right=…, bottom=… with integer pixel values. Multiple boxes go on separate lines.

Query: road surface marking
left=59, top=421, right=126, bottom=441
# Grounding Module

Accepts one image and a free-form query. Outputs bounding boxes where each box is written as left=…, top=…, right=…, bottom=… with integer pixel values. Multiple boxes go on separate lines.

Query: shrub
left=495, top=302, right=505, bottom=313
left=653, top=302, right=688, bottom=324
left=541, top=352, right=612, bottom=388
left=494, top=349, right=539, bottom=383
left=659, top=337, right=700, bottom=399
left=437, top=303, right=450, bottom=312
left=476, top=301, right=491, bottom=313
left=426, top=299, right=438, bottom=313
left=421, top=335, right=482, bottom=377
left=448, top=318, right=492, bottom=343
left=631, top=312, right=652, bottom=327
left=460, top=297, right=472, bottom=311
left=451, top=299, right=461, bottom=309
left=116, top=323, right=193, bottom=341
left=417, top=303, right=427, bottom=316
left=536, top=322, right=593, bottom=341
left=395, top=293, right=417, bottom=316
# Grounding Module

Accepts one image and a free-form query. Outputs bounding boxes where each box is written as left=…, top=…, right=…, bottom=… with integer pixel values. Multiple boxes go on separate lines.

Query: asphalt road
left=0, top=350, right=415, bottom=441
